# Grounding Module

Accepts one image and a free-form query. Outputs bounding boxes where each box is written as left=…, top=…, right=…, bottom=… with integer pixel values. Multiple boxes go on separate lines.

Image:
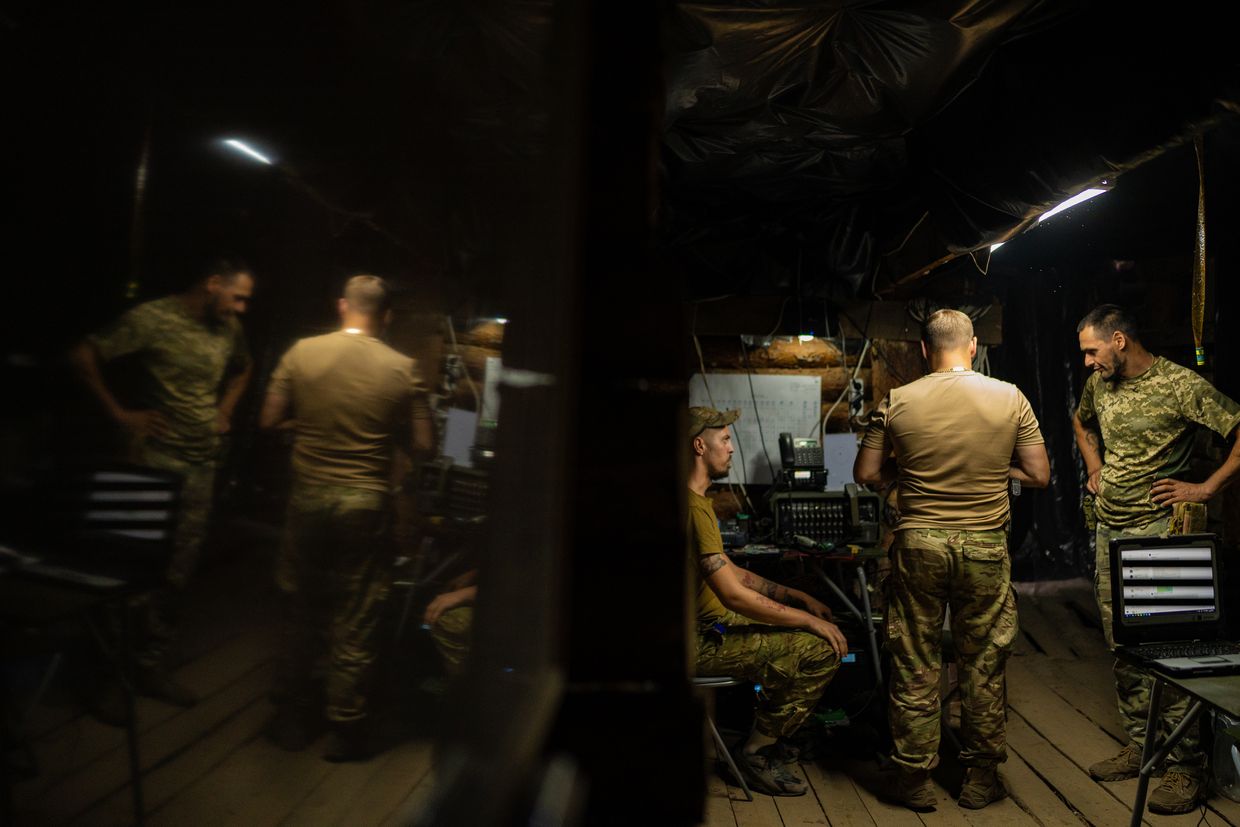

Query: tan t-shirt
left=861, top=370, right=1043, bottom=531
left=687, top=489, right=728, bottom=624
left=269, top=330, right=431, bottom=492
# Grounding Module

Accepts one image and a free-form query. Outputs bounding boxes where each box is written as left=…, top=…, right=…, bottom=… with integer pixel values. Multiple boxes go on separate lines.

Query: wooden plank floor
left=9, top=566, right=1240, bottom=825
left=701, top=579, right=1240, bottom=827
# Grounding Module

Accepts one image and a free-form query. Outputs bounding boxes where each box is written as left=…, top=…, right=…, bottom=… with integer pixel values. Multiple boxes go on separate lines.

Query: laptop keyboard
left=1137, top=641, right=1240, bottom=659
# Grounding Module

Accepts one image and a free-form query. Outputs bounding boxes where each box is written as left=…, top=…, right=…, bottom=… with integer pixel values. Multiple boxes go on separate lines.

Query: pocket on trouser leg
left=961, top=543, right=1008, bottom=592
left=988, top=587, right=1018, bottom=654
left=961, top=543, right=1006, bottom=562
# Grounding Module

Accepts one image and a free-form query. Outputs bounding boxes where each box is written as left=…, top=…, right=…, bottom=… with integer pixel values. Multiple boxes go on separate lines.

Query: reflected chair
left=0, top=462, right=182, bottom=827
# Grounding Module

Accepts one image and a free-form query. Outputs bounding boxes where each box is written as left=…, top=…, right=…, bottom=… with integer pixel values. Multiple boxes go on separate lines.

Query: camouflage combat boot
left=730, top=744, right=808, bottom=796
left=1148, top=770, right=1203, bottom=815
left=1088, top=742, right=1143, bottom=781
left=892, top=769, right=936, bottom=811
left=958, top=766, right=1007, bottom=809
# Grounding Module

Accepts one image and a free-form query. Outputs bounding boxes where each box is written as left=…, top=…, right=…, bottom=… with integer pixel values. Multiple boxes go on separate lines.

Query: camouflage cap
left=689, top=406, right=740, bottom=439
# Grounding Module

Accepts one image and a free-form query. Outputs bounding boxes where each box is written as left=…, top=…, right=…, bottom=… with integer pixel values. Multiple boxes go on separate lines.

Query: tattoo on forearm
left=737, top=567, right=788, bottom=603
left=699, top=554, right=727, bottom=576
left=754, top=594, right=789, bottom=614
left=1085, top=430, right=1100, bottom=451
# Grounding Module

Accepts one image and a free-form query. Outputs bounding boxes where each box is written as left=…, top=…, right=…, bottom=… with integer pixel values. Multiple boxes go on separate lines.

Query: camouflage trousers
left=431, top=606, right=473, bottom=676
left=1095, top=516, right=1204, bottom=775
left=695, top=609, right=839, bottom=738
left=275, top=481, right=393, bottom=723
left=886, top=527, right=1017, bottom=771
left=132, top=442, right=218, bottom=669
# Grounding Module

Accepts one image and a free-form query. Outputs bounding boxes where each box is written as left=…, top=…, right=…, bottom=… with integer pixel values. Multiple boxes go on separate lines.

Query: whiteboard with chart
left=688, top=373, right=822, bottom=485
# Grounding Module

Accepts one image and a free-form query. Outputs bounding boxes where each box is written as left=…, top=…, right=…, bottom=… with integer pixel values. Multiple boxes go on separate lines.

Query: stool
left=693, top=676, right=755, bottom=801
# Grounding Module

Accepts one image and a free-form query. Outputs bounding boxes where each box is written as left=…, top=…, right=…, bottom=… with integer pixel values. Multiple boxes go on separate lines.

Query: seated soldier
left=688, top=407, right=846, bottom=796
left=424, top=569, right=476, bottom=675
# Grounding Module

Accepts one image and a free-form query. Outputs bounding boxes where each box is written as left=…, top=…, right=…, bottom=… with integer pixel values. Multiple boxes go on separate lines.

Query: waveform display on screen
left=1119, top=546, right=1217, bottom=620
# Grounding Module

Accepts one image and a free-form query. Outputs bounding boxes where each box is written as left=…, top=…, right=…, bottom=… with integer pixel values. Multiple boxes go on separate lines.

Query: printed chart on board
left=688, top=373, right=822, bottom=485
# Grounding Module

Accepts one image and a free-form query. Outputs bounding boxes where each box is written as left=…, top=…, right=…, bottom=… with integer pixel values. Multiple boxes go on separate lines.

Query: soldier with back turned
left=854, top=308, right=1049, bottom=811
left=259, top=275, right=432, bottom=761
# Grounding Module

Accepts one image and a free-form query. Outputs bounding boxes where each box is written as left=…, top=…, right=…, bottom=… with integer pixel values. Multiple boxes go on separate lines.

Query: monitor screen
left=1117, top=543, right=1218, bottom=623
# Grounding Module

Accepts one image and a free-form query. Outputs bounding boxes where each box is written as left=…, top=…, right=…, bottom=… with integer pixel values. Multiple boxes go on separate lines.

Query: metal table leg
left=854, top=566, right=883, bottom=687
left=1131, top=679, right=1164, bottom=827
left=814, top=563, right=883, bottom=688
left=1129, top=679, right=1204, bottom=827
left=82, top=602, right=145, bottom=825
left=814, top=567, right=863, bottom=623
left=120, top=603, right=144, bottom=826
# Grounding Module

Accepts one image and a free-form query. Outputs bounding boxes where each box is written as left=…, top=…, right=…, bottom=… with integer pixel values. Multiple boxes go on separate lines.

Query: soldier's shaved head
left=1077, top=304, right=1141, bottom=344
left=921, top=309, right=974, bottom=354
left=342, top=275, right=391, bottom=317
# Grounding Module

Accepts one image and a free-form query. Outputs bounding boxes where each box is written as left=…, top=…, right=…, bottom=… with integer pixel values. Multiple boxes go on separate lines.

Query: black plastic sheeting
left=968, top=127, right=1240, bottom=579
left=660, top=2, right=1240, bottom=299
left=661, top=1, right=1075, bottom=296
left=990, top=275, right=1093, bottom=580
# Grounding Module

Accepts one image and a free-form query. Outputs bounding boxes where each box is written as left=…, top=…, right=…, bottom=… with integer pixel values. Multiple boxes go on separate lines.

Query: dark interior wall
left=980, top=121, right=1240, bottom=580
left=4, top=2, right=1238, bottom=565
left=0, top=3, right=466, bottom=485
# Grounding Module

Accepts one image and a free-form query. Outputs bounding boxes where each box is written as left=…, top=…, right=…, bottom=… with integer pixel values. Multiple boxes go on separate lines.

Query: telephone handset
left=778, top=432, right=824, bottom=470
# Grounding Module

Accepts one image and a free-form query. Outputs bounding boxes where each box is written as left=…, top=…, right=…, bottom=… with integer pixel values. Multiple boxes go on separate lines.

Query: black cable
left=729, top=386, right=752, bottom=489
left=739, top=338, right=778, bottom=484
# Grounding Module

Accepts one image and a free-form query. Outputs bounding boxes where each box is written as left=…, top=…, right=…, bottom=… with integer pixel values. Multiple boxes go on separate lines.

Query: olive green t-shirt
left=861, top=370, right=1043, bottom=531
left=269, top=330, right=431, bottom=492
left=687, top=489, right=728, bottom=624
left=89, top=296, right=251, bottom=463
left=1076, top=356, right=1240, bottom=529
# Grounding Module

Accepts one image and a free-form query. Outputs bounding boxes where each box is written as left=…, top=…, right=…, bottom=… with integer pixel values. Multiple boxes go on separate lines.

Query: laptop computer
left=1110, top=533, right=1240, bottom=676
left=0, top=464, right=182, bottom=590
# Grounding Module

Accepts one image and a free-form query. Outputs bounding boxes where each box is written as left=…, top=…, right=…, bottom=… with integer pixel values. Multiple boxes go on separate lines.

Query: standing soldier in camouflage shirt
left=688, top=406, right=846, bottom=797
left=1073, top=304, right=1240, bottom=815
left=260, top=275, right=432, bottom=761
left=71, top=260, right=254, bottom=706
left=854, top=309, right=1049, bottom=811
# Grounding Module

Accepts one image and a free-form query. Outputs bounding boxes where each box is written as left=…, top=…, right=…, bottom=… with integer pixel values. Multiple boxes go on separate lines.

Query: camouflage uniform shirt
left=1076, top=356, right=1240, bottom=529
left=89, top=296, right=250, bottom=463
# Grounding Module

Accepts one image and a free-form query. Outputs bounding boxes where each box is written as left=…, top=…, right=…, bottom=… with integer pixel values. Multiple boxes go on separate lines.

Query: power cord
left=692, top=304, right=756, bottom=513
left=817, top=339, right=871, bottom=440
left=740, top=339, right=778, bottom=484
left=443, top=315, right=481, bottom=412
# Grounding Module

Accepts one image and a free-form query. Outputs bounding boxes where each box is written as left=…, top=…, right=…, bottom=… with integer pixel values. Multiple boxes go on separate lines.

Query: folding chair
left=693, top=675, right=756, bottom=801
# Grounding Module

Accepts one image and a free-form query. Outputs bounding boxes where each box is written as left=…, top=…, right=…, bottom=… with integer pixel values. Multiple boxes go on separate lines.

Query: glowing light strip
left=223, top=139, right=274, bottom=165
left=990, top=187, right=1109, bottom=252
left=1036, top=187, right=1107, bottom=223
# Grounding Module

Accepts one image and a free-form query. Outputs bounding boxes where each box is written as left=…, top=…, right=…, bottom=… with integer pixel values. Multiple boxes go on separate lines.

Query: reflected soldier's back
left=259, top=275, right=432, bottom=762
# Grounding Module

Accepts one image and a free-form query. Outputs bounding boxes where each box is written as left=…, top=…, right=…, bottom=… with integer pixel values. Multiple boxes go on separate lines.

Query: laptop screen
left=1110, top=534, right=1223, bottom=645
